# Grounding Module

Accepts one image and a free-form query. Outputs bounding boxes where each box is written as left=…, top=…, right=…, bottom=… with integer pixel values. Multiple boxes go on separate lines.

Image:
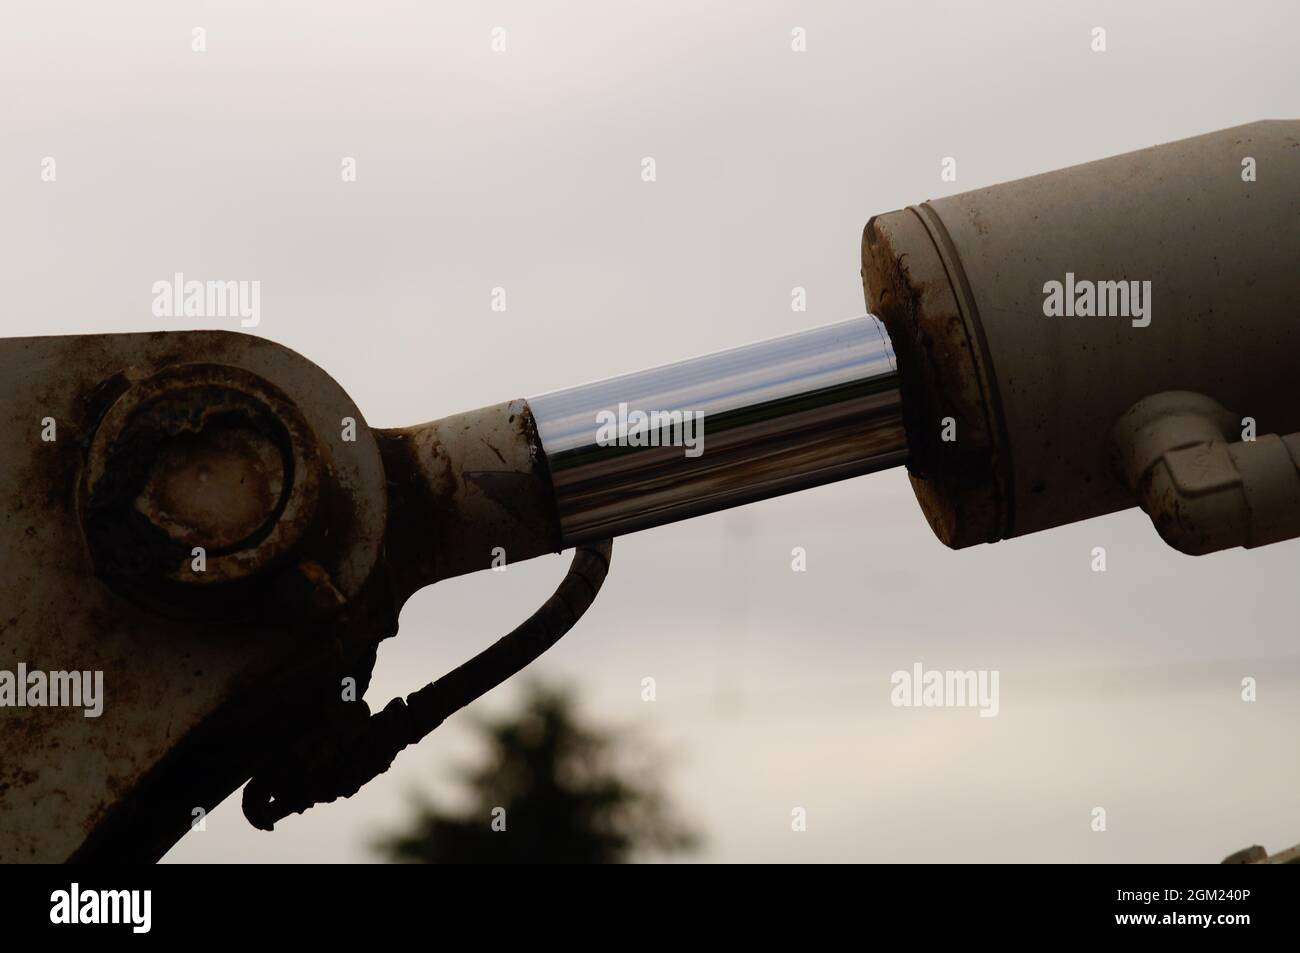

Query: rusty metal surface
left=0, top=331, right=388, bottom=862
left=1223, top=842, right=1300, bottom=864
left=81, top=363, right=325, bottom=592
left=376, top=399, right=560, bottom=601
left=1, top=333, right=573, bottom=862
left=862, top=209, right=1006, bottom=548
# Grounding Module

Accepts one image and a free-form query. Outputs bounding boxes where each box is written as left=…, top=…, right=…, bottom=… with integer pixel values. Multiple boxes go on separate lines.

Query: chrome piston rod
left=527, top=315, right=908, bottom=545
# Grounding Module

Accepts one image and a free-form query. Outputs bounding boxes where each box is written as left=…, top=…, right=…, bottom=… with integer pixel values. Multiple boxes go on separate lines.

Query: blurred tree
left=376, top=682, right=699, bottom=864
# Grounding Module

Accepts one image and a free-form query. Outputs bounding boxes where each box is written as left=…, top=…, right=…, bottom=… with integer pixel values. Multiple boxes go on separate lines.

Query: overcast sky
left=4, top=0, right=1299, bottom=862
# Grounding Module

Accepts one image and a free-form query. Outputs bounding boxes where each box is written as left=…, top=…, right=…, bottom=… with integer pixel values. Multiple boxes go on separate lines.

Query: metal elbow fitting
left=1112, top=391, right=1300, bottom=555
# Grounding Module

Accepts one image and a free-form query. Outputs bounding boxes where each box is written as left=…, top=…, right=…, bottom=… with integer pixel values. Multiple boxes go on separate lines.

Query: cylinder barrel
left=862, top=120, right=1300, bottom=548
